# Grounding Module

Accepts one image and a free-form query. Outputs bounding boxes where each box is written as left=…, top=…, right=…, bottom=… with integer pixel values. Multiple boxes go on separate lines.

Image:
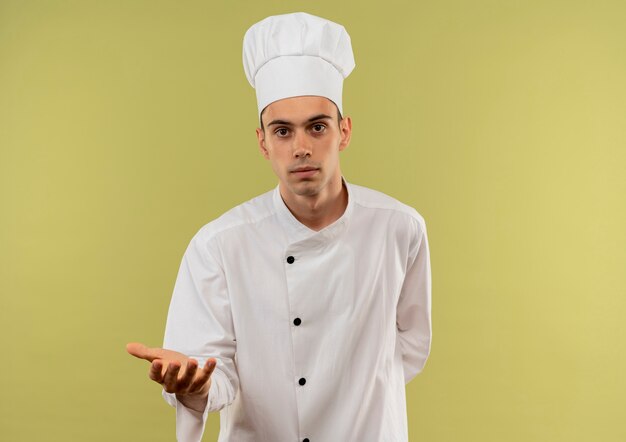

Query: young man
left=128, top=12, right=432, bottom=442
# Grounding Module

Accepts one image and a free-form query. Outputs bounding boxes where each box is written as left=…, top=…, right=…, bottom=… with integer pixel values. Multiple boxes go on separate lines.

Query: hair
left=259, top=101, right=343, bottom=132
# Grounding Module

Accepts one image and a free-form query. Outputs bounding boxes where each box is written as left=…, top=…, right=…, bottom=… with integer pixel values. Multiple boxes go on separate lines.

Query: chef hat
left=242, top=12, right=356, bottom=117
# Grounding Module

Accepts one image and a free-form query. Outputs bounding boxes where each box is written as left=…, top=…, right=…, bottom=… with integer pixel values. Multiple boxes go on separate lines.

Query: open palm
left=126, top=342, right=216, bottom=412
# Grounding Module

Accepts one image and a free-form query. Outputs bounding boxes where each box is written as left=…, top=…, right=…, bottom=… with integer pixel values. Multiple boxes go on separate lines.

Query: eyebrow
left=267, top=114, right=333, bottom=127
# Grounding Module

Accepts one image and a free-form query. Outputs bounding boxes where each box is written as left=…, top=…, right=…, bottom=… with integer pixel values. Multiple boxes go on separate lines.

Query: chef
left=127, top=11, right=432, bottom=442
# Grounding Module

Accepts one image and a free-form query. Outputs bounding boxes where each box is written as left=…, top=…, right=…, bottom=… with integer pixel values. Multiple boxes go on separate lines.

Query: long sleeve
left=161, top=230, right=239, bottom=441
left=396, top=217, right=432, bottom=384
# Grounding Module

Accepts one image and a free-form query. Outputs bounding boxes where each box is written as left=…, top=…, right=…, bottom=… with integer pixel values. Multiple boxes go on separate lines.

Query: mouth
left=291, top=167, right=318, bottom=173
left=290, top=167, right=319, bottom=178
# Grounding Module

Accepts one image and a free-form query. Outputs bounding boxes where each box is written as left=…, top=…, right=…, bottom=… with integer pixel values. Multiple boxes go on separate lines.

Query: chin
left=290, top=181, right=321, bottom=197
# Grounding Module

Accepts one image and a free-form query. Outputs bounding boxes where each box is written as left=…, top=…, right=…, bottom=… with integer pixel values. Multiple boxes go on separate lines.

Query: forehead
left=261, top=96, right=338, bottom=124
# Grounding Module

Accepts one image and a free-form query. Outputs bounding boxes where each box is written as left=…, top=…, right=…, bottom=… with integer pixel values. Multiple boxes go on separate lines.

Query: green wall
left=1, top=1, right=625, bottom=440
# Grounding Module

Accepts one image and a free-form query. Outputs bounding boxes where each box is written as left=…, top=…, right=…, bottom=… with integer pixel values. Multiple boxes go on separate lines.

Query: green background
left=1, top=0, right=625, bottom=440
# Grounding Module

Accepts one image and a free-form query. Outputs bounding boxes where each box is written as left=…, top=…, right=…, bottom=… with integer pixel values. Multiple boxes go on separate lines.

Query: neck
left=279, top=175, right=348, bottom=231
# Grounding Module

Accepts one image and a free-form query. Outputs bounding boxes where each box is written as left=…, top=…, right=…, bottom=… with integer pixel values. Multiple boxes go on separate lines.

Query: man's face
left=256, top=96, right=352, bottom=198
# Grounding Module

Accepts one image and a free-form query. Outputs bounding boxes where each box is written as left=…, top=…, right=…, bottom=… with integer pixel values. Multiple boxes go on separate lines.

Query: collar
left=273, top=176, right=355, bottom=247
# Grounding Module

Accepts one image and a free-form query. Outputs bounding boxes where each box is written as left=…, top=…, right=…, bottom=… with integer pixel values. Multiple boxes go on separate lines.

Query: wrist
left=176, top=391, right=209, bottom=413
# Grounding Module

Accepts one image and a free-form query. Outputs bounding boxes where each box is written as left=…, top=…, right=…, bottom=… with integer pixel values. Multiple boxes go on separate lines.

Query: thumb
left=126, top=342, right=162, bottom=362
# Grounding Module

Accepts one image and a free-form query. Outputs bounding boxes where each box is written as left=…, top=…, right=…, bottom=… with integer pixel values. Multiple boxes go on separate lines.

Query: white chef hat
left=242, top=12, right=356, bottom=117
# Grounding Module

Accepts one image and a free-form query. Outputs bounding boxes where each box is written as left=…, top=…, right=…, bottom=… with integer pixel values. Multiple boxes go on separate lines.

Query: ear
left=338, top=116, right=352, bottom=152
left=256, top=127, right=270, bottom=160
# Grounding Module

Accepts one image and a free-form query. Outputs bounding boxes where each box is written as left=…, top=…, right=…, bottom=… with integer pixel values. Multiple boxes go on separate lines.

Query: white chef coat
left=161, top=177, right=432, bottom=442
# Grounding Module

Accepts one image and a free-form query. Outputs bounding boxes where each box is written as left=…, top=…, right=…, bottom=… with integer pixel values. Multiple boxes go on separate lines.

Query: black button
left=303, top=439, right=310, bottom=442
left=299, top=377, right=306, bottom=386
left=293, top=317, right=302, bottom=326
left=286, top=256, right=295, bottom=264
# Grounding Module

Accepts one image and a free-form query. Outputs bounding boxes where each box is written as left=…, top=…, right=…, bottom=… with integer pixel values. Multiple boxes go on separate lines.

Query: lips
left=291, top=167, right=318, bottom=173
left=290, top=167, right=319, bottom=178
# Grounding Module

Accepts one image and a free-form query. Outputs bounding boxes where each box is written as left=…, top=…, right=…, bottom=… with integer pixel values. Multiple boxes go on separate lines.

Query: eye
left=311, top=123, right=326, bottom=133
left=275, top=128, right=289, bottom=137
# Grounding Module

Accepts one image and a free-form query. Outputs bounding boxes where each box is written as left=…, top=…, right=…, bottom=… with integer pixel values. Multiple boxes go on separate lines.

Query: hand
left=126, top=342, right=216, bottom=412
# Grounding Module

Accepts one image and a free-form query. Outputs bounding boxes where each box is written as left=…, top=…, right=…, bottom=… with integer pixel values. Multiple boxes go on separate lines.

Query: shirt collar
left=273, top=176, right=355, bottom=246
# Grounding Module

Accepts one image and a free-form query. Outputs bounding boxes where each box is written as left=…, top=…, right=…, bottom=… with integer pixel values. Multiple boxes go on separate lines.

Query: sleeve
left=161, top=230, right=239, bottom=442
left=396, top=216, right=432, bottom=384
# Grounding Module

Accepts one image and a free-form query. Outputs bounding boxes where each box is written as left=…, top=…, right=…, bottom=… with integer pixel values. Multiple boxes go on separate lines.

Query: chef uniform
left=161, top=12, right=432, bottom=442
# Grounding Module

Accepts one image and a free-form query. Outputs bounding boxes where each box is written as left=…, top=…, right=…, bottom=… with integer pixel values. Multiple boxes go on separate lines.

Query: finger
left=177, top=359, right=198, bottom=392
left=149, top=360, right=164, bottom=384
left=126, top=342, right=164, bottom=362
left=163, top=361, right=182, bottom=393
left=189, top=358, right=216, bottom=393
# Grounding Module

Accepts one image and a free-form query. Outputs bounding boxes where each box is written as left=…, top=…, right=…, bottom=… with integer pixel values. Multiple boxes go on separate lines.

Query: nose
left=292, top=129, right=312, bottom=159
